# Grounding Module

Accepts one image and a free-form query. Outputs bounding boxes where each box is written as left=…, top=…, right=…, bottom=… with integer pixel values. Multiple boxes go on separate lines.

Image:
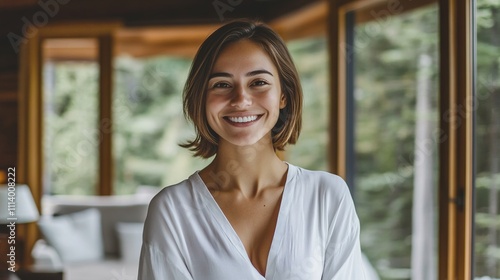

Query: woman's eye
left=213, top=82, right=231, bottom=88
left=252, top=80, right=269, bottom=86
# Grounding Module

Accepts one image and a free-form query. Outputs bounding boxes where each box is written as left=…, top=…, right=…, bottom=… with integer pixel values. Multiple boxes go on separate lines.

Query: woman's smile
left=224, top=114, right=263, bottom=126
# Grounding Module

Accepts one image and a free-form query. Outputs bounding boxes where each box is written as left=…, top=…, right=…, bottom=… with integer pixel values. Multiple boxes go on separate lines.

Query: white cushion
left=38, top=208, right=104, bottom=264
left=115, top=222, right=144, bottom=263
left=43, top=195, right=150, bottom=256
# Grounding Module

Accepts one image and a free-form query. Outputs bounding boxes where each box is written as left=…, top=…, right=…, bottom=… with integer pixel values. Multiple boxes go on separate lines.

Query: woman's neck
left=200, top=137, right=288, bottom=198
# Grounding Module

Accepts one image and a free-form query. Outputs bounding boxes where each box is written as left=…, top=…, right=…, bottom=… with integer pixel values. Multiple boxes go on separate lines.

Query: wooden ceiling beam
left=270, top=1, right=328, bottom=41
left=0, top=0, right=323, bottom=32
left=43, top=38, right=98, bottom=61
left=6, top=0, right=326, bottom=60
left=115, top=24, right=218, bottom=58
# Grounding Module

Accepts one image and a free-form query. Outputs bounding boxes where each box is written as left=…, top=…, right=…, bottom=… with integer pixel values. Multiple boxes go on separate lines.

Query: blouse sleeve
left=321, top=221, right=366, bottom=279
left=321, top=180, right=367, bottom=280
left=137, top=190, right=193, bottom=280
left=138, top=242, right=192, bottom=280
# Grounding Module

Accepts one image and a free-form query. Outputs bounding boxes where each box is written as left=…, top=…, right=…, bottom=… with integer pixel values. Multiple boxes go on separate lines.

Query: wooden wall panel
left=0, top=18, right=21, bottom=182
left=0, top=39, right=19, bottom=183
left=0, top=99, right=18, bottom=175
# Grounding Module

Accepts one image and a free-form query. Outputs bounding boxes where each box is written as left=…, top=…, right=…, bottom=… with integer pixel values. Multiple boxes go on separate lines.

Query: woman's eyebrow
left=209, top=69, right=273, bottom=79
left=246, top=69, right=273, bottom=77
left=209, top=72, right=232, bottom=79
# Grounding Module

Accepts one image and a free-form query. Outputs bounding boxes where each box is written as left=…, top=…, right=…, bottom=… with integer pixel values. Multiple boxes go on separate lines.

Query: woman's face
left=206, top=39, right=286, bottom=148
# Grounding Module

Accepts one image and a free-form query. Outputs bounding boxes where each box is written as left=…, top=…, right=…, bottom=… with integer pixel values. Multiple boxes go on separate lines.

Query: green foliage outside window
left=475, top=0, right=500, bottom=277
left=354, top=6, right=439, bottom=279
left=112, top=56, right=209, bottom=194
left=286, top=37, right=329, bottom=171
left=44, top=62, right=99, bottom=195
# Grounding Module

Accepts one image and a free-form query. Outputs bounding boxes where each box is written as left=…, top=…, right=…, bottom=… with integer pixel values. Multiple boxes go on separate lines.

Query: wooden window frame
left=438, top=0, right=473, bottom=278
left=328, top=0, right=474, bottom=279
left=17, top=22, right=119, bottom=264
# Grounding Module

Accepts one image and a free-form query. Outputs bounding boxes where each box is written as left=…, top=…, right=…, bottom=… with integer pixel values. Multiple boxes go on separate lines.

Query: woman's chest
left=186, top=226, right=326, bottom=280
left=216, top=192, right=283, bottom=275
left=183, top=204, right=327, bottom=280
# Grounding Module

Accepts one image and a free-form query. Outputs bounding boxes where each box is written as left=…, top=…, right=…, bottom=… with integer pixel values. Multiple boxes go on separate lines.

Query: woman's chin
left=227, top=138, right=261, bottom=148
left=220, top=134, right=271, bottom=149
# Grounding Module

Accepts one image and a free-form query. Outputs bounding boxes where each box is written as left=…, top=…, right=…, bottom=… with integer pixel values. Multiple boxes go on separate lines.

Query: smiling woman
left=180, top=21, right=303, bottom=159
left=138, top=19, right=367, bottom=280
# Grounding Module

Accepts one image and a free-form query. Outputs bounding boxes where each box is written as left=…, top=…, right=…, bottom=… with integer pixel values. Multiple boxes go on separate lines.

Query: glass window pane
left=286, top=36, right=329, bottom=171
left=349, top=4, right=439, bottom=279
left=113, top=55, right=208, bottom=195
left=42, top=38, right=99, bottom=196
left=474, top=1, right=500, bottom=277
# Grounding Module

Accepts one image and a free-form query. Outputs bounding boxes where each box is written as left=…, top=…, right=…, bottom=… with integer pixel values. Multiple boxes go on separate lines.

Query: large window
left=43, top=52, right=209, bottom=195
left=42, top=39, right=100, bottom=195
left=112, top=55, right=208, bottom=194
left=342, top=3, right=440, bottom=279
left=474, top=0, right=500, bottom=277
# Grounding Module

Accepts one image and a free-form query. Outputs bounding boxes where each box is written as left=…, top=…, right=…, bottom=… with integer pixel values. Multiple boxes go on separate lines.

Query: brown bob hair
left=181, top=19, right=303, bottom=158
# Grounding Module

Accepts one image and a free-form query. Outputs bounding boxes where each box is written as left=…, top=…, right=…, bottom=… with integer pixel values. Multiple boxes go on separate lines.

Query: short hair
left=181, top=19, right=303, bottom=158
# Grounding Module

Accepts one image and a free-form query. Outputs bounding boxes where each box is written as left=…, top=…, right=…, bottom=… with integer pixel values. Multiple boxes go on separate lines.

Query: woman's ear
left=279, top=94, right=287, bottom=109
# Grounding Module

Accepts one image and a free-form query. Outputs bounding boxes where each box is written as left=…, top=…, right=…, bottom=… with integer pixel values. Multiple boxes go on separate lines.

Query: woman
left=139, top=20, right=366, bottom=279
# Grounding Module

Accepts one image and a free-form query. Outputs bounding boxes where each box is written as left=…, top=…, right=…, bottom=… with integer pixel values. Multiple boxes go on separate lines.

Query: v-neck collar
left=192, top=163, right=296, bottom=279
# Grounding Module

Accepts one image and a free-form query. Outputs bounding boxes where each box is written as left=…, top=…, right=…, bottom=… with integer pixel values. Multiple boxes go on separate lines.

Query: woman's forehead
left=211, top=40, right=278, bottom=75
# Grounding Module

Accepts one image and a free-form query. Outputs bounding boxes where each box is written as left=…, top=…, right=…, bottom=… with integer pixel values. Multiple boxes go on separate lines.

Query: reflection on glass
left=474, top=1, right=500, bottom=278
left=42, top=39, right=99, bottom=195
left=351, top=4, right=439, bottom=279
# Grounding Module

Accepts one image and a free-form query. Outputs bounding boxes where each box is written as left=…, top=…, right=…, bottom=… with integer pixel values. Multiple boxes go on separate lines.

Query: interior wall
left=0, top=36, right=20, bottom=181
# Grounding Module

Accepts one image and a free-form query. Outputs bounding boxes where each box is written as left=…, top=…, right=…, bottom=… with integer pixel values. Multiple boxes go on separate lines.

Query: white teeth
left=228, top=115, right=258, bottom=123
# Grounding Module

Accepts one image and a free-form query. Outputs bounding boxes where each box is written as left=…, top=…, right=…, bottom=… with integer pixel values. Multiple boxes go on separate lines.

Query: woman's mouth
left=224, top=115, right=262, bottom=126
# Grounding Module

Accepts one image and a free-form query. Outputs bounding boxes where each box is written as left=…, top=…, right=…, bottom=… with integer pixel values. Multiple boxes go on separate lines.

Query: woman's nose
left=230, top=86, right=252, bottom=108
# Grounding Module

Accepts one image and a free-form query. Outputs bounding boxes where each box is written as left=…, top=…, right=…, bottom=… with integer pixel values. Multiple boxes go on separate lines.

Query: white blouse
left=139, top=163, right=367, bottom=279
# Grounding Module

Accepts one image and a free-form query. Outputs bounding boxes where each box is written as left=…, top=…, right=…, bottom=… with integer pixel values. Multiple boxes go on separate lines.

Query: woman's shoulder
left=288, top=164, right=358, bottom=226
left=291, top=164, right=348, bottom=189
left=288, top=163, right=352, bottom=204
left=148, top=172, right=202, bottom=209
left=144, top=172, right=209, bottom=233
